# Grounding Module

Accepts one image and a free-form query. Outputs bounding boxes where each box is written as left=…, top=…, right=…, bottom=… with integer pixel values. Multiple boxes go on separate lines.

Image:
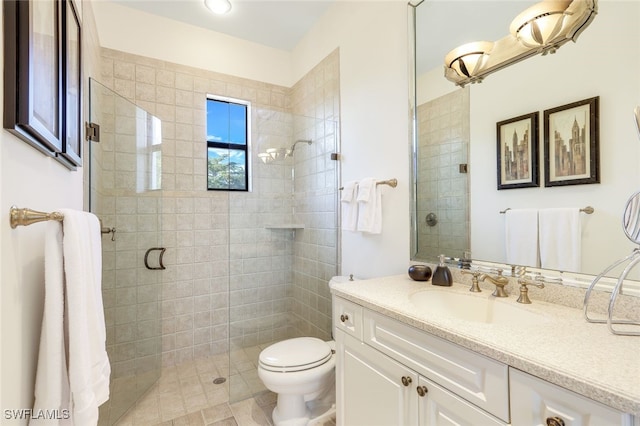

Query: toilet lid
left=259, top=337, right=332, bottom=372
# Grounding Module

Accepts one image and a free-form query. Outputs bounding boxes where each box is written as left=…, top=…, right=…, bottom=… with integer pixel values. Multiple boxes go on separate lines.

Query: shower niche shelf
left=265, top=224, right=305, bottom=230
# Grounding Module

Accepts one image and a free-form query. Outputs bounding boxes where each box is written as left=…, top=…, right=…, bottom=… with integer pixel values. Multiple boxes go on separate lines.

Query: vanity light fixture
left=444, top=41, right=494, bottom=82
left=510, top=0, right=573, bottom=54
left=443, top=0, right=597, bottom=87
left=204, top=0, right=232, bottom=15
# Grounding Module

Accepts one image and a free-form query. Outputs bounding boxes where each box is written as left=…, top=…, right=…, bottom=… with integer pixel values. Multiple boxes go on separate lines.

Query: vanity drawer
left=363, top=309, right=509, bottom=423
left=333, top=296, right=363, bottom=340
left=510, top=368, right=633, bottom=426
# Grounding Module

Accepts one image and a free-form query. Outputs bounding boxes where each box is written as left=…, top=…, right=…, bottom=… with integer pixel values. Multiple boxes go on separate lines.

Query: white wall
left=468, top=1, right=640, bottom=275
left=92, top=2, right=294, bottom=87
left=294, top=1, right=411, bottom=279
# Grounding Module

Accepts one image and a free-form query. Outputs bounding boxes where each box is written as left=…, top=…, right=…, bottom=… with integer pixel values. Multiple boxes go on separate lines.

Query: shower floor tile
left=101, top=343, right=335, bottom=426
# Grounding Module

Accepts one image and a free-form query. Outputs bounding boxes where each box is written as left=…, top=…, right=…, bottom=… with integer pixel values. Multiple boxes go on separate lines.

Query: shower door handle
left=144, top=247, right=166, bottom=270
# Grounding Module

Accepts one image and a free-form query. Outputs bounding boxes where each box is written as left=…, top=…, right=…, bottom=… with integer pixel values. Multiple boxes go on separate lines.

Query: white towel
left=504, top=209, right=539, bottom=268
left=33, top=210, right=110, bottom=426
left=32, top=222, right=72, bottom=425
left=60, top=209, right=110, bottom=425
left=341, top=181, right=359, bottom=231
left=539, top=208, right=581, bottom=271
left=357, top=177, right=382, bottom=234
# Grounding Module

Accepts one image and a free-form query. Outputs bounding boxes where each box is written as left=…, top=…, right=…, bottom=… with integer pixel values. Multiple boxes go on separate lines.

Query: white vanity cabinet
left=333, top=295, right=635, bottom=426
left=335, top=331, right=505, bottom=426
left=510, top=368, right=634, bottom=426
left=334, top=296, right=508, bottom=425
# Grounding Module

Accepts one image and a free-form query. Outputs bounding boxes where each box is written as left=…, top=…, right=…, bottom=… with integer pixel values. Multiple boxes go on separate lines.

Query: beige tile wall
left=416, top=87, right=470, bottom=260
left=290, top=50, right=341, bottom=340
left=97, top=47, right=341, bottom=370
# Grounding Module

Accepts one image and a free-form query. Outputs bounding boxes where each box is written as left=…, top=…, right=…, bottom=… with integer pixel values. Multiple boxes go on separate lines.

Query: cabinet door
left=364, top=309, right=509, bottom=422
left=510, top=368, right=633, bottom=426
left=336, top=330, right=419, bottom=426
left=417, top=376, right=506, bottom=426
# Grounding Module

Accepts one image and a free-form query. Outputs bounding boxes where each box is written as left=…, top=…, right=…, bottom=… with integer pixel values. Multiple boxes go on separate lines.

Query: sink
left=409, top=290, right=547, bottom=324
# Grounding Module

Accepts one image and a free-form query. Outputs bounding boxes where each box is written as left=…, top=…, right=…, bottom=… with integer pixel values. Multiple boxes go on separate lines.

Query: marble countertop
left=330, top=274, right=640, bottom=416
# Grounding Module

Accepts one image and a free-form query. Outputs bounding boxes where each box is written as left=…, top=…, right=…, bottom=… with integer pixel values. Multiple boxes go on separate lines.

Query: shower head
left=258, top=139, right=313, bottom=164
left=289, top=139, right=312, bottom=154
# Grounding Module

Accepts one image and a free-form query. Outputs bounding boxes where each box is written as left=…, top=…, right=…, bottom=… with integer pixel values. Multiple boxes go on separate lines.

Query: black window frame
left=206, top=96, right=250, bottom=192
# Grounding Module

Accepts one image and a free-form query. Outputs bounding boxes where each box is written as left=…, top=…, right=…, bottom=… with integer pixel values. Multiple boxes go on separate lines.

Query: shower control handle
left=340, top=314, right=349, bottom=323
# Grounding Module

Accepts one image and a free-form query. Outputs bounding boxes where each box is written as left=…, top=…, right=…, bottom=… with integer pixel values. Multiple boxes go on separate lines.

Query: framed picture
left=3, top=0, right=82, bottom=169
left=544, top=96, right=599, bottom=187
left=60, top=0, right=82, bottom=166
left=496, top=112, right=539, bottom=190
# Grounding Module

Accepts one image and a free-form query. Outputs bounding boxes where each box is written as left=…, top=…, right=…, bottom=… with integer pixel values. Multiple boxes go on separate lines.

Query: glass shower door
left=89, top=78, right=163, bottom=425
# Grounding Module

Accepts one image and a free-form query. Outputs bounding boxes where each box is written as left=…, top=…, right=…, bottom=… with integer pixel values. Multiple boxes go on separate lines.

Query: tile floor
left=100, top=343, right=335, bottom=426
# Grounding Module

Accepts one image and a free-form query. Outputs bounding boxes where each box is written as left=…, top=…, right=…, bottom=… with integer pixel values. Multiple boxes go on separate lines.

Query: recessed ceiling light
left=204, top=0, right=231, bottom=15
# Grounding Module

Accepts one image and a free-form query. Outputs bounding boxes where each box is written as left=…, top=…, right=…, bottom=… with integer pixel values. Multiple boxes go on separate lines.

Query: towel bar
left=10, top=206, right=63, bottom=228
left=339, top=178, right=397, bottom=190
left=500, top=206, right=594, bottom=214
left=10, top=206, right=117, bottom=240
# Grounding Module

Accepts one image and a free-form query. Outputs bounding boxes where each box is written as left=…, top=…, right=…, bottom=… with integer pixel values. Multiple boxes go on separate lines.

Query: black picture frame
left=544, top=96, right=599, bottom=187
left=60, top=0, right=82, bottom=166
left=3, top=0, right=82, bottom=169
left=496, top=112, right=539, bottom=190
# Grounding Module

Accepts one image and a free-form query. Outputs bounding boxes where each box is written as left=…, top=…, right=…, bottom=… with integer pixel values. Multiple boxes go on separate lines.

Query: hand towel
left=32, top=222, right=72, bottom=425
left=60, top=209, right=111, bottom=425
left=504, top=209, right=539, bottom=268
left=341, top=181, right=359, bottom=231
left=539, top=208, right=581, bottom=271
left=357, top=177, right=382, bottom=234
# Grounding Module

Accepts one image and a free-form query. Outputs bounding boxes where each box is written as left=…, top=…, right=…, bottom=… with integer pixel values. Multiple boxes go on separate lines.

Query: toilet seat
left=259, top=337, right=332, bottom=373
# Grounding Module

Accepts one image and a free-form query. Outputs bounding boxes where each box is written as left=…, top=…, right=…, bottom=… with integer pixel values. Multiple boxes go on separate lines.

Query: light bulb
left=204, top=0, right=231, bottom=15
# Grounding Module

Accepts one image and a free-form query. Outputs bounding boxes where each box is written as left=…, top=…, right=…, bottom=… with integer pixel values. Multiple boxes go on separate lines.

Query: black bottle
left=432, top=254, right=453, bottom=286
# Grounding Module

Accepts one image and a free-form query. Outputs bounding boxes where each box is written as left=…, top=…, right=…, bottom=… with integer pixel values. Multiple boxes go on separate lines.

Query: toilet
left=258, top=276, right=353, bottom=425
left=258, top=337, right=336, bottom=426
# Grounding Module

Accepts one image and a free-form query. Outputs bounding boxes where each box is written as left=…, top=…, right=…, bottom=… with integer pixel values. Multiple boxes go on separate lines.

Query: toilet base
left=271, top=400, right=336, bottom=426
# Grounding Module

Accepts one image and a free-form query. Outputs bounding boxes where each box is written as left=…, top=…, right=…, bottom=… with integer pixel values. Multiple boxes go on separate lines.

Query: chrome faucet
left=478, top=269, right=509, bottom=297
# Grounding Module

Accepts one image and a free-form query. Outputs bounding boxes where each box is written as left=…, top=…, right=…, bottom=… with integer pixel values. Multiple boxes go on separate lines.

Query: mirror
left=412, top=1, right=640, bottom=286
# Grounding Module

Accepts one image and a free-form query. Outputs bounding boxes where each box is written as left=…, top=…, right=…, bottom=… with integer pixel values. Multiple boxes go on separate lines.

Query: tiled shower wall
left=416, top=88, right=470, bottom=260
left=99, top=47, right=340, bottom=367
left=290, top=50, right=340, bottom=341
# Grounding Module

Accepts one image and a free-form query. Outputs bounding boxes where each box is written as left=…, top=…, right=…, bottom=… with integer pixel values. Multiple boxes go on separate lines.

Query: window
left=206, top=96, right=250, bottom=191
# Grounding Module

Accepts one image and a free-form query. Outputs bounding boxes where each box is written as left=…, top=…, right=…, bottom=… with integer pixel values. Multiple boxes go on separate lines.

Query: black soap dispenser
left=432, top=254, right=453, bottom=287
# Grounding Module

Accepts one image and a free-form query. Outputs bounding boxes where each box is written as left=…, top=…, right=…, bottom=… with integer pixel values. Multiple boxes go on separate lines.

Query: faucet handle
left=517, top=278, right=545, bottom=304
left=461, top=270, right=482, bottom=293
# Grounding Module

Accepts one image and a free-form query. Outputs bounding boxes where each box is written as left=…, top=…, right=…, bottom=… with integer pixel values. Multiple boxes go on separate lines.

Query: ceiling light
left=510, top=0, right=572, bottom=53
left=444, top=41, right=494, bottom=80
left=204, top=0, right=231, bottom=15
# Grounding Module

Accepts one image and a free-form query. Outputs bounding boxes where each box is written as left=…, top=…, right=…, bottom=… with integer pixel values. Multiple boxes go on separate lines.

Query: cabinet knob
left=340, top=314, right=349, bottom=322
left=416, top=386, right=428, bottom=397
left=546, top=417, right=565, bottom=426
left=401, top=376, right=412, bottom=386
